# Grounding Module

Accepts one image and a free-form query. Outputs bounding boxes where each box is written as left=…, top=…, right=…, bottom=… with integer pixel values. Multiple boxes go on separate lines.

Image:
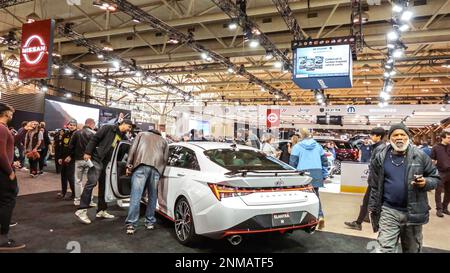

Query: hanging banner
left=19, top=19, right=55, bottom=80
left=266, top=109, right=280, bottom=128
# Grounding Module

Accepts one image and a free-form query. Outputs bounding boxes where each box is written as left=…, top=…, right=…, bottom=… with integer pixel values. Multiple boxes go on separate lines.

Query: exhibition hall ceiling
left=1, top=0, right=449, bottom=107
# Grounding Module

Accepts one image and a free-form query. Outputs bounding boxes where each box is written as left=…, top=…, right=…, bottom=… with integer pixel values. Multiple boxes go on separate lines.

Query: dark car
left=316, top=139, right=359, bottom=174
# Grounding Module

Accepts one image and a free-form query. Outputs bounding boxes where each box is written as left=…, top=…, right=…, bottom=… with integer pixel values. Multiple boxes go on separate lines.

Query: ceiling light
left=387, top=31, right=399, bottom=41
left=97, top=54, right=104, bottom=59
left=65, top=93, right=72, bottom=98
left=251, top=28, right=261, bottom=36
left=421, top=89, right=429, bottom=92
left=64, top=67, right=73, bottom=75
left=441, top=106, right=446, bottom=111
left=91, top=77, right=97, bottom=82
left=135, top=70, right=143, bottom=77
left=227, top=67, right=235, bottom=73
left=249, top=39, right=260, bottom=48
left=389, top=70, right=396, bottom=76
left=78, top=72, right=84, bottom=78
left=392, top=4, right=403, bottom=13
left=261, top=87, right=266, bottom=92
left=393, top=49, right=403, bottom=58
left=228, top=21, right=238, bottom=30
left=399, top=24, right=409, bottom=32
left=385, top=64, right=392, bottom=69
left=387, top=58, right=394, bottom=64
left=112, top=60, right=120, bottom=68
left=26, top=12, right=40, bottom=23
left=387, top=43, right=395, bottom=49
left=386, top=84, right=393, bottom=92
left=265, top=50, right=274, bottom=60
left=362, top=81, right=371, bottom=85
left=401, top=10, right=413, bottom=22
left=41, top=86, right=48, bottom=92
left=380, top=92, right=390, bottom=100
left=102, top=41, right=113, bottom=51
left=201, top=52, right=208, bottom=60
left=430, top=78, right=439, bottom=83
left=274, top=61, right=283, bottom=69
left=132, top=18, right=140, bottom=23
left=168, top=36, right=179, bottom=44
left=275, top=94, right=280, bottom=99
left=384, top=71, right=390, bottom=78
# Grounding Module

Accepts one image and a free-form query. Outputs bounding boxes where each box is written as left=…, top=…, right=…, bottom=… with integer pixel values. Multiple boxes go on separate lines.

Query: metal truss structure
left=212, top=0, right=292, bottom=71
left=109, top=0, right=290, bottom=101
left=271, top=0, right=306, bottom=41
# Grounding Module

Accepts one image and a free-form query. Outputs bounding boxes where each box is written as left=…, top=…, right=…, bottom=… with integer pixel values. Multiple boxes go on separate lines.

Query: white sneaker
left=96, top=210, right=115, bottom=219
left=89, top=201, right=97, bottom=207
left=74, top=200, right=80, bottom=206
left=75, top=209, right=91, bottom=224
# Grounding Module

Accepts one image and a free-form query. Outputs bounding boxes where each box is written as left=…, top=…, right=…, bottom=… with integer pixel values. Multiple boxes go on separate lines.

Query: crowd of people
left=1, top=100, right=449, bottom=252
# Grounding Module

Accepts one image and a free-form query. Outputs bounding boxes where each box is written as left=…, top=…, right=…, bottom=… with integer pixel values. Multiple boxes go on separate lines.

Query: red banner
left=19, top=19, right=54, bottom=80
left=266, top=109, right=280, bottom=128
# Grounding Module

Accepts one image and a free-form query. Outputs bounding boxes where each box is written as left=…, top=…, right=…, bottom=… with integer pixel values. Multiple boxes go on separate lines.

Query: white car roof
left=169, top=141, right=257, bottom=151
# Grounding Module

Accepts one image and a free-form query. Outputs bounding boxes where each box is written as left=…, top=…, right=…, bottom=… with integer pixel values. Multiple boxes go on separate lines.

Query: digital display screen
left=294, top=44, right=351, bottom=79
left=189, top=119, right=210, bottom=135
left=44, top=99, right=99, bottom=130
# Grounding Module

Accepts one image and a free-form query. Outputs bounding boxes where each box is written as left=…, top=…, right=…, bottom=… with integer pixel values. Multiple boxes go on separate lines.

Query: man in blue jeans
left=125, top=129, right=169, bottom=235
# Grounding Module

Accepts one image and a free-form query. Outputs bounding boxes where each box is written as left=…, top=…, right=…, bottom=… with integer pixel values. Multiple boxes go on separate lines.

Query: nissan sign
left=19, top=19, right=55, bottom=80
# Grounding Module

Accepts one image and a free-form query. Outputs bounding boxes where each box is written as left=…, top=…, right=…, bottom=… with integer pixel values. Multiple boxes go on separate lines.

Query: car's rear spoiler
left=225, top=169, right=310, bottom=177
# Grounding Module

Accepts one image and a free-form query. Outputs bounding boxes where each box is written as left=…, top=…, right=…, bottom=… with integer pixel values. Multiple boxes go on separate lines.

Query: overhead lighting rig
left=107, top=0, right=290, bottom=101
left=56, top=23, right=192, bottom=101
left=271, top=0, right=306, bottom=42
left=211, top=0, right=292, bottom=72
left=379, top=0, right=412, bottom=107
left=0, top=0, right=34, bottom=9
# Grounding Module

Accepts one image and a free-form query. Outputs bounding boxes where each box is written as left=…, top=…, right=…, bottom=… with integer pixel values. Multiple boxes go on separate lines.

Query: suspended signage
left=266, top=109, right=280, bottom=128
left=316, top=115, right=343, bottom=126
left=19, top=19, right=55, bottom=80
left=292, top=36, right=353, bottom=90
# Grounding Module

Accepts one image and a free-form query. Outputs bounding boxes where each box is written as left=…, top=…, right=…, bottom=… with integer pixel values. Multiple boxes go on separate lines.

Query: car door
left=106, top=141, right=131, bottom=202
left=158, top=146, right=201, bottom=219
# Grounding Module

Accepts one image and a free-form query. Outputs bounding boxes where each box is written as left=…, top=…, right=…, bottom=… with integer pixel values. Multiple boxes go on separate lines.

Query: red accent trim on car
left=156, top=209, right=175, bottom=222
left=220, top=220, right=319, bottom=238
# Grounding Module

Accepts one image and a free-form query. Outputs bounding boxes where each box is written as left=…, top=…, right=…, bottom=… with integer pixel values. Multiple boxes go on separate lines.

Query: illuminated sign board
left=19, top=19, right=55, bottom=80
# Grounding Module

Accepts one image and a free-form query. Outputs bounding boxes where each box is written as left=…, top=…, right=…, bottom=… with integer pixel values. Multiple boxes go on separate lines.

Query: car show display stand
left=340, top=162, right=370, bottom=194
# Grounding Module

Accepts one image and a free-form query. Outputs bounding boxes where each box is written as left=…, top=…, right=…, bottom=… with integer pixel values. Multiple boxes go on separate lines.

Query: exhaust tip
left=227, top=235, right=243, bottom=246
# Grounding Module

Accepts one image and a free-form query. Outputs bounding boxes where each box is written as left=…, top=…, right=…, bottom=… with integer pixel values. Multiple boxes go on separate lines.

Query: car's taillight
left=208, top=183, right=315, bottom=201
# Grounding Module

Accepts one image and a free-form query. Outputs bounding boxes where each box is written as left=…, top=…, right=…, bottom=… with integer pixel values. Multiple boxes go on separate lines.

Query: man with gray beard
left=368, top=123, right=440, bottom=253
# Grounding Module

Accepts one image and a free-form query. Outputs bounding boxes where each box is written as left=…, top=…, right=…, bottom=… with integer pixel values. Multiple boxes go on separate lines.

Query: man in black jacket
left=57, top=120, right=78, bottom=199
left=345, top=127, right=386, bottom=230
left=368, top=123, right=440, bottom=253
left=68, top=118, right=96, bottom=206
left=75, top=119, right=132, bottom=224
left=38, top=122, right=50, bottom=174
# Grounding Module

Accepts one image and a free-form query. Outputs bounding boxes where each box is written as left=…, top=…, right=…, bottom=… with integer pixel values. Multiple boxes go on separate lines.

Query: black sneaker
left=0, top=239, right=26, bottom=251
left=436, top=210, right=444, bottom=217
left=57, top=192, right=65, bottom=199
left=344, top=221, right=362, bottom=231
left=9, top=222, right=18, bottom=227
left=443, top=209, right=450, bottom=216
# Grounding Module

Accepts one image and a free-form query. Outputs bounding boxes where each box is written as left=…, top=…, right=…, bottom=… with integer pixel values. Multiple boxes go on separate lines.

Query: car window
left=335, top=142, right=352, bottom=149
left=204, top=149, right=294, bottom=171
left=168, top=146, right=200, bottom=171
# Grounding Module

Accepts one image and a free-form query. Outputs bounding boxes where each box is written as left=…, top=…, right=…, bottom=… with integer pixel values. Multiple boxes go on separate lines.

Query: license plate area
left=272, top=212, right=294, bottom=227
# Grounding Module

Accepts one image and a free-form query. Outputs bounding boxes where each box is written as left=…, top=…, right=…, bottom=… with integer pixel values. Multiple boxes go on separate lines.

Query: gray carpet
left=6, top=191, right=449, bottom=253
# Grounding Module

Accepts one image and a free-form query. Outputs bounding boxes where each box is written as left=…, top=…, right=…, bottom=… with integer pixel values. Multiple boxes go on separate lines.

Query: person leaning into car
left=368, top=123, right=439, bottom=253
left=124, top=129, right=169, bottom=235
left=75, top=119, right=133, bottom=224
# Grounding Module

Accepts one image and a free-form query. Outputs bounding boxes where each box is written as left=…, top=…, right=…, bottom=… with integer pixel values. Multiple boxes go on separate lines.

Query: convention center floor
left=6, top=167, right=450, bottom=253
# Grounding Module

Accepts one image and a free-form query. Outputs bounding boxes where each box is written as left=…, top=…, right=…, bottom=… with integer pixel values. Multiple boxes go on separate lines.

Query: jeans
left=61, top=161, right=75, bottom=196
left=79, top=158, right=108, bottom=212
left=74, top=160, right=91, bottom=202
left=125, top=165, right=160, bottom=227
left=435, top=171, right=450, bottom=211
left=0, top=171, right=18, bottom=238
left=314, top=187, right=324, bottom=218
left=377, top=206, right=423, bottom=253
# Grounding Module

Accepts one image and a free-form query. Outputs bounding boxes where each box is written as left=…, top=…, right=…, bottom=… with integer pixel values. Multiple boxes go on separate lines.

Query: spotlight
left=385, top=64, right=392, bottom=69
left=65, top=93, right=72, bottom=98
left=97, top=54, right=104, bottom=59
left=251, top=28, right=261, bottom=36
left=386, top=84, right=393, bottom=92
left=249, top=39, right=260, bottom=48
left=401, top=10, right=413, bottom=22
left=135, top=70, right=143, bottom=77
left=41, top=86, right=48, bottom=92
left=26, top=12, right=40, bottom=24
left=228, top=21, right=238, bottom=30
left=441, top=106, right=446, bottom=111
left=393, top=49, right=403, bottom=58
left=399, top=24, right=409, bottom=32
left=112, top=60, right=120, bottom=68
left=380, top=91, right=390, bottom=100
left=387, top=31, right=399, bottom=41
left=78, top=72, right=84, bottom=78
left=392, top=4, right=403, bottom=13
left=389, top=70, right=396, bottom=76
left=168, top=35, right=180, bottom=44
left=387, top=43, right=395, bottom=49
left=275, top=94, right=280, bottom=99
left=384, top=71, right=390, bottom=78
left=132, top=18, right=140, bottom=23
left=91, top=77, right=97, bottom=82
left=201, top=52, right=208, bottom=60
left=102, top=41, right=113, bottom=51
left=265, top=50, right=274, bottom=60
left=64, top=67, right=73, bottom=75
left=227, top=67, right=235, bottom=74
left=274, top=61, right=283, bottom=69
left=387, top=58, right=394, bottom=64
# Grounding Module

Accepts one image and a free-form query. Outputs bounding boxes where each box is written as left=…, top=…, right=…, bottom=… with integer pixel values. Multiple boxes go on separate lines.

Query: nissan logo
left=22, top=35, right=47, bottom=65
left=267, top=113, right=278, bottom=123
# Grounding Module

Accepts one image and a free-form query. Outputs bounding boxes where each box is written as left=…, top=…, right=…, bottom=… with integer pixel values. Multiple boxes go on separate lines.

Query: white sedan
left=106, top=141, right=319, bottom=246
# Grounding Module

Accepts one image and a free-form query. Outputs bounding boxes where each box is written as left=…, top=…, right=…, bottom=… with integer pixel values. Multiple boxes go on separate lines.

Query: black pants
left=435, top=172, right=450, bottom=211
left=61, top=161, right=75, bottom=196
left=29, top=158, right=39, bottom=175
left=38, top=148, right=48, bottom=172
left=0, top=171, right=18, bottom=236
left=79, top=158, right=108, bottom=212
left=55, top=157, right=62, bottom=174
left=356, top=186, right=371, bottom=224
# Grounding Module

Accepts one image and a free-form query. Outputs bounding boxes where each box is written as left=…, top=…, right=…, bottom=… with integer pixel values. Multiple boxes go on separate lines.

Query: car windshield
left=204, top=149, right=294, bottom=171
left=335, top=142, right=352, bottom=149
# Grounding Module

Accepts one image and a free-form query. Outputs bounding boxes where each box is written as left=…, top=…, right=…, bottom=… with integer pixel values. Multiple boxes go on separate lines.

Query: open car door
left=105, top=140, right=132, bottom=203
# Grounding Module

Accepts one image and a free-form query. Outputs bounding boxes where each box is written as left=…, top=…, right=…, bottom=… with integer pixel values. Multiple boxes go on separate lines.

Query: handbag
left=26, top=151, right=40, bottom=160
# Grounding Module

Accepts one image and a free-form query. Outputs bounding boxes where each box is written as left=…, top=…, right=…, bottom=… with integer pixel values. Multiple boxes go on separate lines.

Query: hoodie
left=289, top=138, right=328, bottom=188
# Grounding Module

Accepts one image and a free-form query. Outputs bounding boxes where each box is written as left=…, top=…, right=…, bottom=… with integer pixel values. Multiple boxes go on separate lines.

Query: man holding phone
left=368, top=123, right=440, bottom=253
left=431, top=130, right=450, bottom=217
